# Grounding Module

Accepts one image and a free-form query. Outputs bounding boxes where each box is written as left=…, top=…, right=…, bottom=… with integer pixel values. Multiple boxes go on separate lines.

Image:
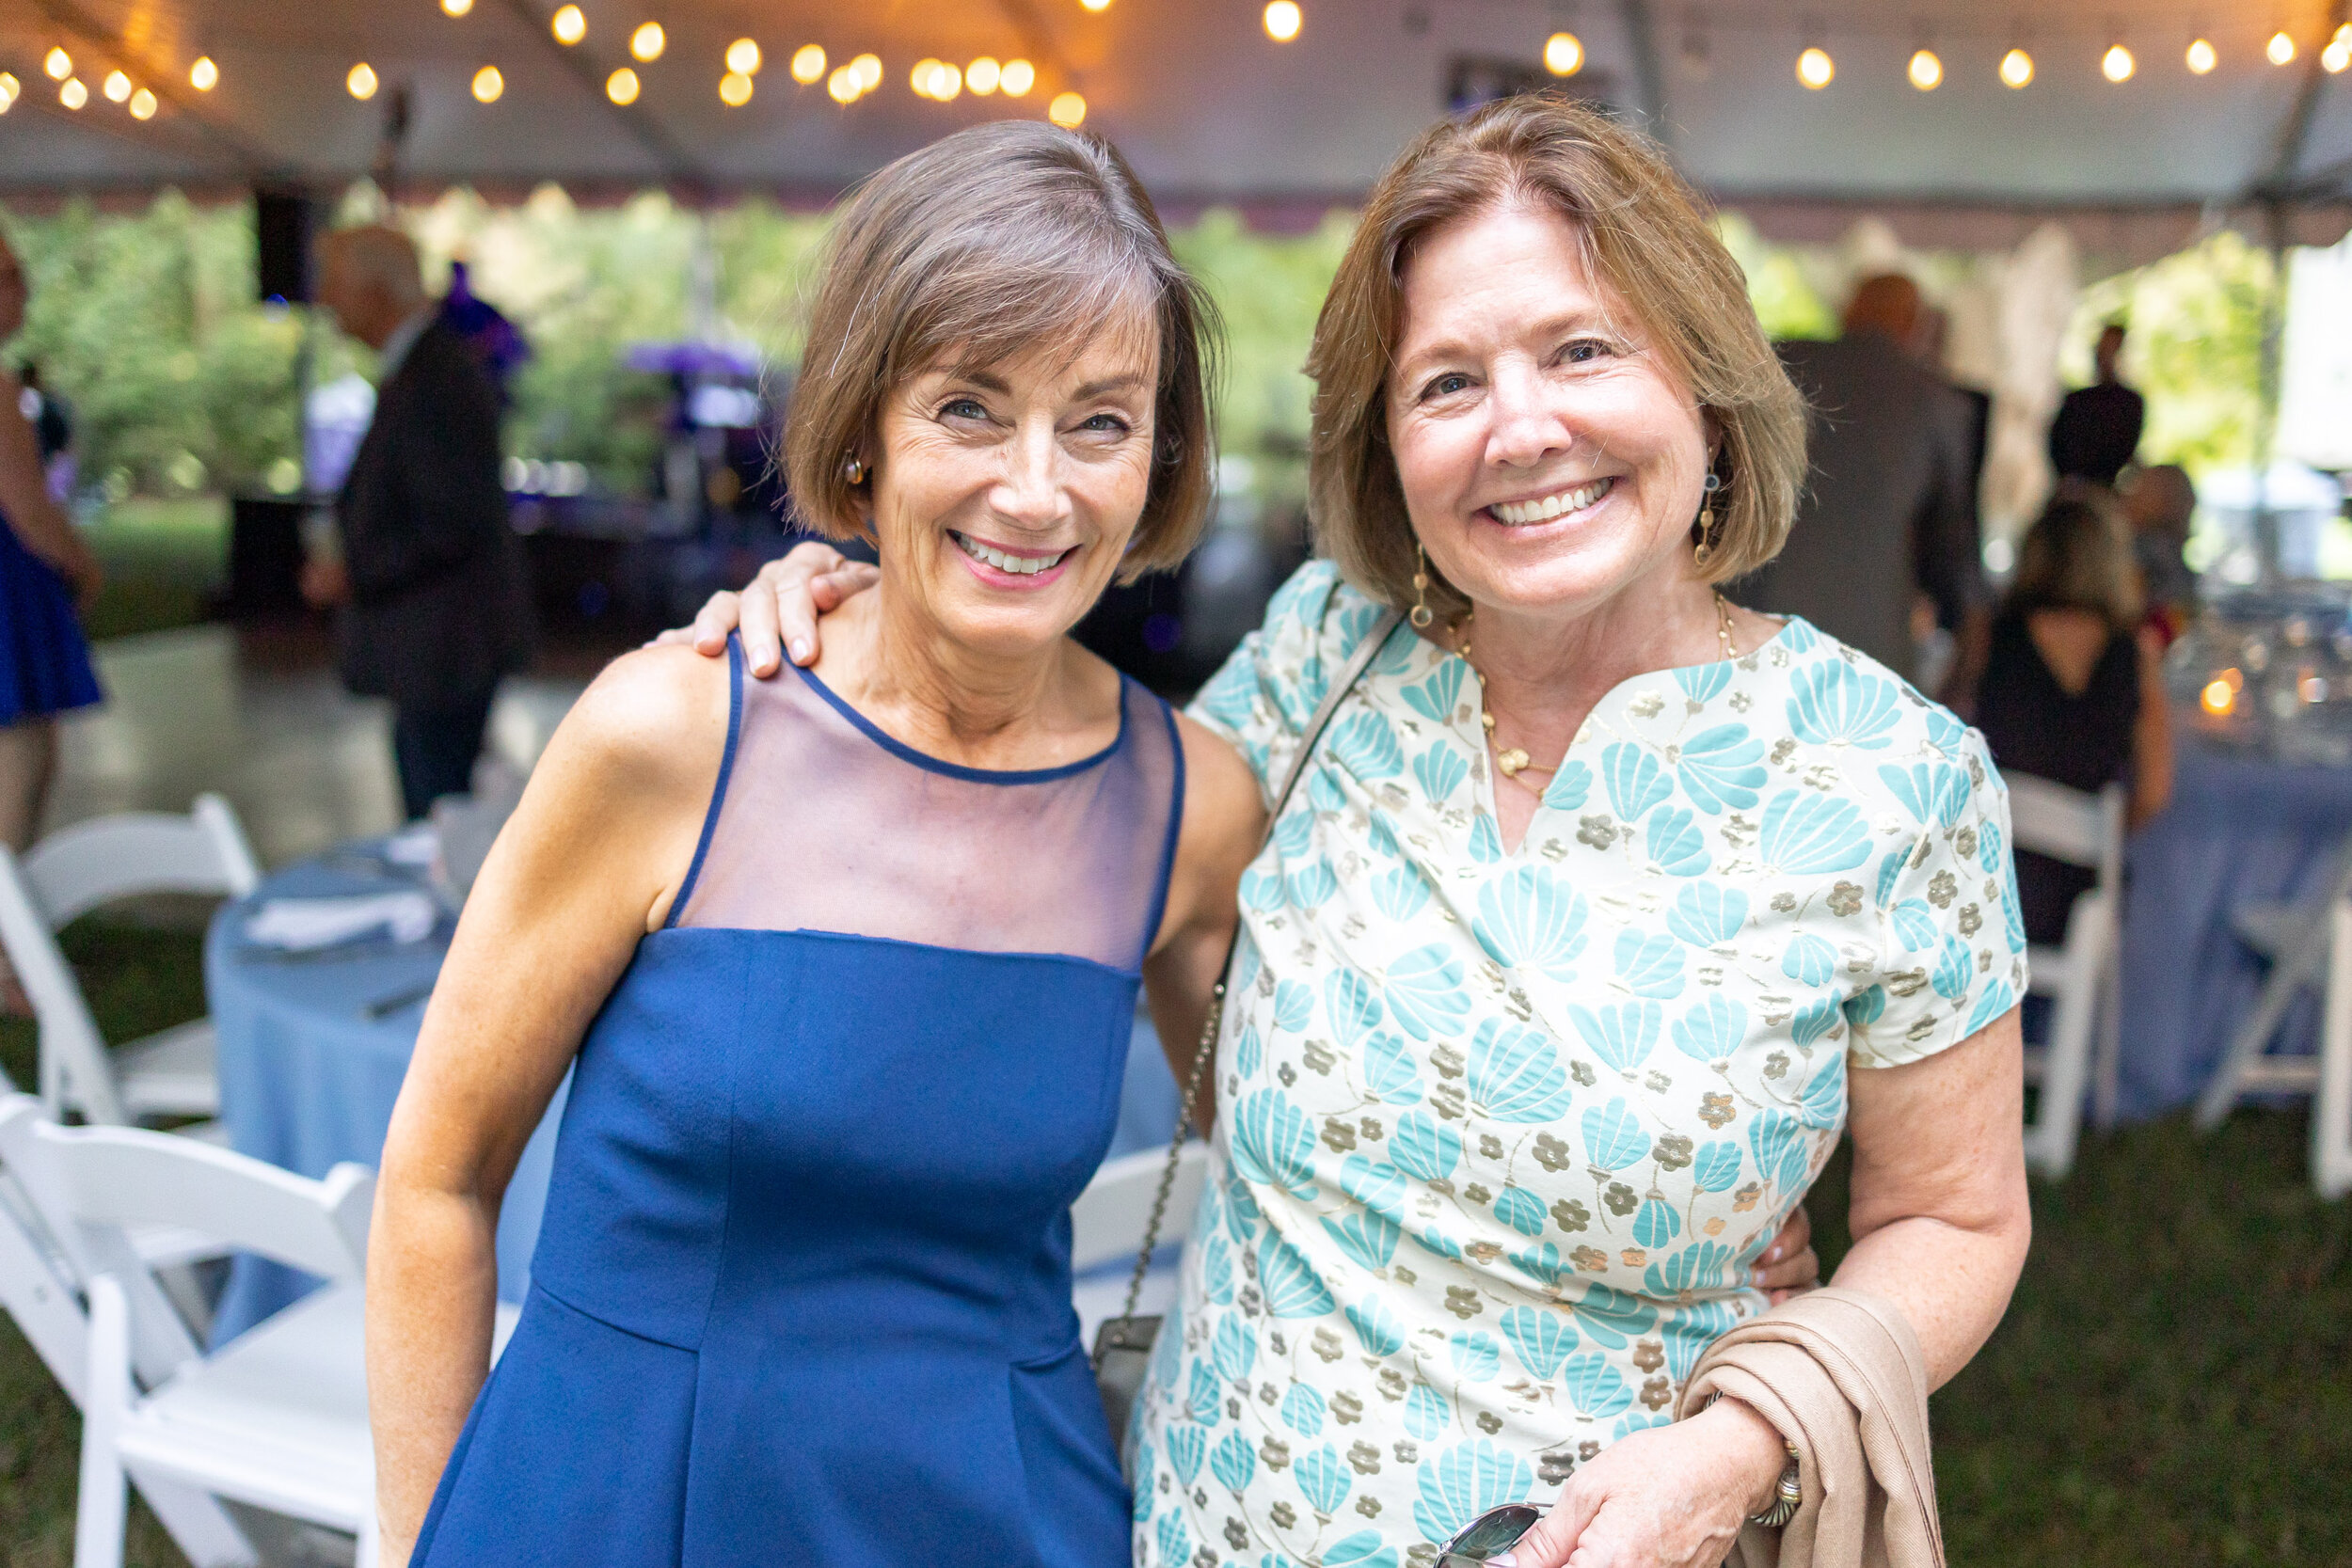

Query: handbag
left=1091, top=607, right=1405, bottom=1459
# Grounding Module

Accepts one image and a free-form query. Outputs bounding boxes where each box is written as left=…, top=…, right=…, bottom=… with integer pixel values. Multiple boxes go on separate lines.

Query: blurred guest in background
left=17, top=361, right=72, bottom=483
left=2049, top=323, right=2144, bottom=489
left=1740, top=273, right=1987, bottom=703
left=1976, top=492, right=2172, bottom=945
left=304, top=225, right=532, bottom=821
left=0, top=234, right=103, bottom=860
left=2122, top=463, right=2199, bottom=639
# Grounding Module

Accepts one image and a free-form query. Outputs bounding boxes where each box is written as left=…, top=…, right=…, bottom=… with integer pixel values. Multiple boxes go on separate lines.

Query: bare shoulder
left=537, top=643, right=734, bottom=805
left=1173, top=710, right=1265, bottom=868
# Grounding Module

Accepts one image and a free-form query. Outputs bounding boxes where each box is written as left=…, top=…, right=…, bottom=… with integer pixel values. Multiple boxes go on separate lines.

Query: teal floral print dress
left=1132, top=562, right=2025, bottom=1568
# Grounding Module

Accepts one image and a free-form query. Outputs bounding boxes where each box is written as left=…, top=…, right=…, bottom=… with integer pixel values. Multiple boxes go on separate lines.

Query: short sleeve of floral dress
left=1137, top=561, right=2024, bottom=1568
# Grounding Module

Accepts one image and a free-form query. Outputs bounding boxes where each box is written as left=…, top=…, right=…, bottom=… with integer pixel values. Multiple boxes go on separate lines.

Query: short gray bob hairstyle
left=784, top=121, right=1221, bottom=578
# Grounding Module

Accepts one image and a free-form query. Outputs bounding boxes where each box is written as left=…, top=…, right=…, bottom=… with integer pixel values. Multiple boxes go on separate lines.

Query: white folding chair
left=1070, top=1141, right=1208, bottom=1344
left=0, top=1096, right=256, bottom=1567
left=0, top=793, right=260, bottom=1127
left=2194, top=836, right=2352, bottom=1178
left=2010, top=775, right=2126, bottom=1179
left=0, top=1094, right=420, bottom=1568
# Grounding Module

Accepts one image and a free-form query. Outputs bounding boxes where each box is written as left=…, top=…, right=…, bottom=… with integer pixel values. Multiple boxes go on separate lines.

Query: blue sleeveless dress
left=0, top=510, right=102, bottom=726
left=413, top=638, right=1184, bottom=1567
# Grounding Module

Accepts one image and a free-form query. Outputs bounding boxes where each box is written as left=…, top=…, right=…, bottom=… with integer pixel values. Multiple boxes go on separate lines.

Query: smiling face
left=865, top=316, right=1160, bottom=660
left=1385, top=199, right=1712, bottom=629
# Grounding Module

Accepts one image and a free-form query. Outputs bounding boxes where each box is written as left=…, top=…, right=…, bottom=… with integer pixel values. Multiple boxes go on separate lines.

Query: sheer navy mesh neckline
left=792, top=661, right=1131, bottom=784
left=663, top=636, right=1185, bottom=973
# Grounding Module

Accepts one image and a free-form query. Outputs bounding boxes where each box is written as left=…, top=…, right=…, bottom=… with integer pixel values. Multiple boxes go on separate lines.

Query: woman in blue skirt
left=0, top=233, right=102, bottom=866
left=365, top=124, right=1263, bottom=1567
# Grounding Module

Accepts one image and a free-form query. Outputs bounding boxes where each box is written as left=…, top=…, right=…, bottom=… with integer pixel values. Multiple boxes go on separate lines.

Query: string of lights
left=4, top=0, right=2340, bottom=135
left=1658, top=1, right=2351, bottom=88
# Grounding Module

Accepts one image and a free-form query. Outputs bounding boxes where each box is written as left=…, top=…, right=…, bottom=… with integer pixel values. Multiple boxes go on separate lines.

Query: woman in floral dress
left=691, top=96, right=2030, bottom=1568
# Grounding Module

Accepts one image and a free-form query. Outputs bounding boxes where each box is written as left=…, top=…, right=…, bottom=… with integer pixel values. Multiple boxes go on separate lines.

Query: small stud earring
left=1409, top=543, right=1436, bottom=628
left=841, top=451, right=866, bottom=485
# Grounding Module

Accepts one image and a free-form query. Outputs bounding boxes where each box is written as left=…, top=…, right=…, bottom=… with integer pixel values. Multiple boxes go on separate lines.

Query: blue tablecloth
left=2117, top=739, right=2352, bottom=1120
left=205, top=842, right=1184, bottom=1341
left=205, top=849, right=569, bottom=1341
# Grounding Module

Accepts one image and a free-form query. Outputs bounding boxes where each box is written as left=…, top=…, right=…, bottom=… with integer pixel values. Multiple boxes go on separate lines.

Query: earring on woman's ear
left=1692, top=469, right=1724, bottom=568
left=1409, top=543, right=1436, bottom=629
left=841, top=451, right=866, bottom=485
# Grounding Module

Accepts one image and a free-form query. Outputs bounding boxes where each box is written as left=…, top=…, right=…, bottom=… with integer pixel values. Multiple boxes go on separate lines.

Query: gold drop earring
left=1692, top=470, right=1723, bottom=567
left=1409, top=543, right=1436, bottom=629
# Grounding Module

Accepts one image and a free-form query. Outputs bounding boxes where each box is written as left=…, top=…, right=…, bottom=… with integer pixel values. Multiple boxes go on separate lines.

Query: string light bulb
left=551, top=6, right=585, bottom=45
left=0, top=73, right=18, bottom=114
left=129, top=86, right=155, bottom=119
left=2186, top=37, right=2217, bottom=72
left=1000, top=58, right=1036, bottom=95
left=189, top=55, right=217, bottom=90
left=719, top=70, right=754, bottom=105
left=826, top=64, right=857, bottom=103
left=1797, top=45, right=1835, bottom=88
left=727, top=39, right=761, bottom=74
left=1081, top=0, right=1113, bottom=10
left=631, top=23, right=665, bottom=62
left=2325, top=27, right=2350, bottom=71
left=1908, top=48, right=1942, bottom=89
left=1999, top=47, right=2033, bottom=87
left=790, top=44, right=826, bottom=84
left=471, top=64, right=502, bottom=102
left=1544, top=32, right=1584, bottom=75
left=103, top=69, right=132, bottom=103
left=2267, top=29, right=2296, bottom=64
left=2102, top=42, right=2135, bottom=81
left=441, top=0, right=472, bottom=15
left=968, top=57, right=1002, bottom=94
left=1049, top=89, right=1087, bottom=125
left=912, top=60, right=961, bottom=99
left=1263, top=1, right=1302, bottom=42
left=347, top=62, right=378, bottom=99
left=850, top=53, right=882, bottom=90
left=44, top=48, right=72, bottom=81
left=606, top=66, right=640, bottom=103
left=59, top=76, right=87, bottom=108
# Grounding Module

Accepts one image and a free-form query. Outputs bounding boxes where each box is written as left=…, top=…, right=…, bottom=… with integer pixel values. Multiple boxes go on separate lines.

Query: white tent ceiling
left=1, top=0, right=2347, bottom=255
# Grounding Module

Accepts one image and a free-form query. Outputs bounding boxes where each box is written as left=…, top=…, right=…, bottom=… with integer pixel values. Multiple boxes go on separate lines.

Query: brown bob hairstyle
left=1306, top=94, right=1808, bottom=622
left=784, top=121, right=1221, bottom=580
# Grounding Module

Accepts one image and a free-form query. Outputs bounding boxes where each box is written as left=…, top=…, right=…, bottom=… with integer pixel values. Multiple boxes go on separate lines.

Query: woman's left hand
left=1491, top=1398, right=1787, bottom=1568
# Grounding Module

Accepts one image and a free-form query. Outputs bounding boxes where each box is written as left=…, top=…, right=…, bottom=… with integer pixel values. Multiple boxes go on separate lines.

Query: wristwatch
left=1749, top=1441, right=1802, bottom=1528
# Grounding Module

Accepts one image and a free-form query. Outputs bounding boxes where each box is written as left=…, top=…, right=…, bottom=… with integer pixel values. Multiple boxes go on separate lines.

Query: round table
left=2118, top=736, right=2352, bottom=1120
left=204, top=839, right=1183, bottom=1341
left=204, top=844, right=568, bottom=1341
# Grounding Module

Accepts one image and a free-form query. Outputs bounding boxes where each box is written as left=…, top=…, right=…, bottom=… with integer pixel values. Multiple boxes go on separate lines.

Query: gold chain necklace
left=1463, top=592, right=1740, bottom=782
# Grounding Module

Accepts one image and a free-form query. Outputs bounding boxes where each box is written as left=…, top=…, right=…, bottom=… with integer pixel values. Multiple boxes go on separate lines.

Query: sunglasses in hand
left=1437, top=1501, right=1546, bottom=1566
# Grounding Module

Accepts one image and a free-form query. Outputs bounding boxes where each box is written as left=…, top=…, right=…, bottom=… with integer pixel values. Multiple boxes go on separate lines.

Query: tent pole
left=2256, top=199, right=2285, bottom=585
left=2241, top=0, right=2344, bottom=584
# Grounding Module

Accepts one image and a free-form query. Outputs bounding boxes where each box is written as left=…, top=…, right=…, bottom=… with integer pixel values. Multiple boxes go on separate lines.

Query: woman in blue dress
left=0, top=233, right=103, bottom=868
left=364, top=124, right=1264, bottom=1567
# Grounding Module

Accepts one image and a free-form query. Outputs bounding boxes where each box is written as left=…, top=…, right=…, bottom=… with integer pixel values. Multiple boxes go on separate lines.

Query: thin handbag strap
left=1112, top=607, right=1405, bottom=1326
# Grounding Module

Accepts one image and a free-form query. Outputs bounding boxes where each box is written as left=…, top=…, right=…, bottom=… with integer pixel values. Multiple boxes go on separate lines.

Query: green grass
left=2, top=927, right=2349, bottom=1566
left=78, top=497, right=229, bottom=643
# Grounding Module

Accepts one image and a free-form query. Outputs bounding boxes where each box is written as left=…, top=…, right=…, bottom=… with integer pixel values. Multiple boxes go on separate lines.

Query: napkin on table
left=244, top=891, right=439, bottom=952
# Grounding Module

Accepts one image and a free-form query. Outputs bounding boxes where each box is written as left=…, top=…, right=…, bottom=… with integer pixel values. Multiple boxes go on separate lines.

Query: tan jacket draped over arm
left=1673, top=1288, right=1944, bottom=1568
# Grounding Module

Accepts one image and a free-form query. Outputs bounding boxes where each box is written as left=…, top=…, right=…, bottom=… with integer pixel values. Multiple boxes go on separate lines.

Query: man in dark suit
left=304, top=226, right=533, bottom=820
left=1738, top=274, right=1987, bottom=703
left=2048, top=322, right=2144, bottom=487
